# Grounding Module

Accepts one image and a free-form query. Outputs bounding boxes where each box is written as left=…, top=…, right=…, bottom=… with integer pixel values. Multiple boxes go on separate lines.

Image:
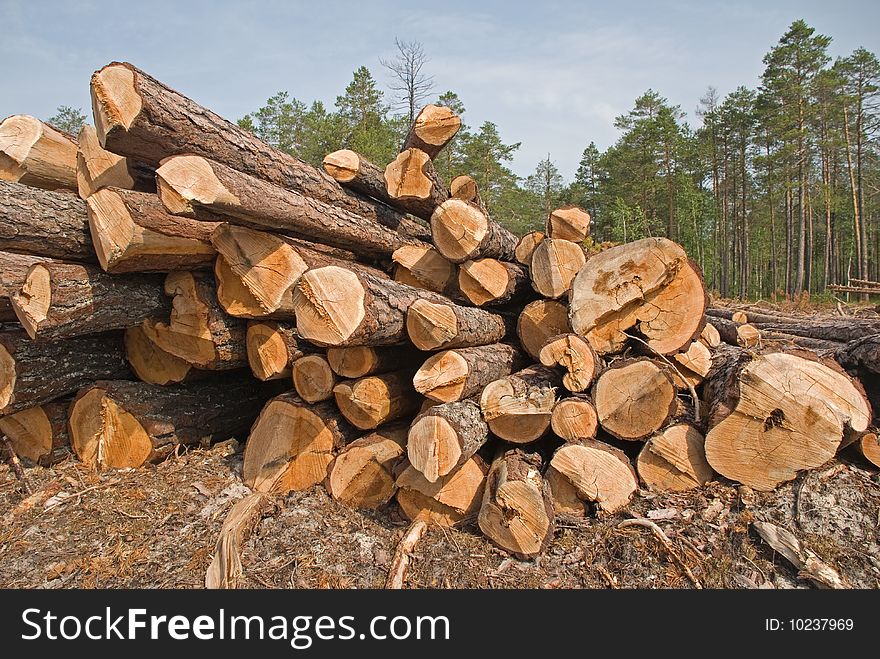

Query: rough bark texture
left=325, top=425, right=408, bottom=509
left=430, top=199, right=518, bottom=263
left=406, top=298, right=513, bottom=351
left=546, top=206, right=591, bottom=242
left=549, top=440, right=638, bottom=514
left=515, top=231, right=544, bottom=266
left=478, top=450, right=555, bottom=559
left=539, top=333, right=601, bottom=393
left=124, top=325, right=204, bottom=386
left=413, top=343, right=527, bottom=403
left=517, top=299, right=572, bottom=361
left=291, top=354, right=337, bottom=403
left=479, top=365, right=562, bottom=443
left=530, top=238, right=587, bottom=299
left=332, top=369, right=421, bottom=430
left=0, top=397, right=71, bottom=466
left=0, top=329, right=130, bottom=415
left=0, top=250, right=49, bottom=321
left=0, top=115, right=78, bottom=191
left=402, top=104, right=462, bottom=159
left=407, top=399, right=489, bottom=482
left=550, top=395, right=599, bottom=443
left=70, top=376, right=279, bottom=471
left=383, top=148, right=449, bottom=221
left=326, top=345, right=422, bottom=379
left=637, top=423, right=713, bottom=492
left=11, top=261, right=168, bottom=340
left=395, top=455, right=487, bottom=527
left=0, top=181, right=95, bottom=262
left=458, top=258, right=531, bottom=306
left=246, top=321, right=316, bottom=381
left=76, top=124, right=155, bottom=199
left=708, top=308, right=879, bottom=343
left=86, top=187, right=217, bottom=273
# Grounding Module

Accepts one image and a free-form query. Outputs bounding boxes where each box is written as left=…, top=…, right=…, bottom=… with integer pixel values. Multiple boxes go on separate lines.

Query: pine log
left=538, top=333, right=600, bottom=393
left=124, top=325, right=204, bottom=385
left=413, top=343, right=526, bottom=403
left=731, top=311, right=748, bottom=324
left=322, top=149, right=390, bottom=204
left=0, top=251, right=48, bottom=321
left=243, top=394, right=359, bottom=494
left=11, top=261, right=168, bottom=340
left=392, top=244, right=456, bottom=295
left=636, top=423, right=713, bottom=492
left=700, top=322, right=722, bottom=348
left=383, top=148, right=449, bottom=220
left=402, top=104, right=461, bottom=159
left=294, top=266, right=451, bottom=347
left=707, top=307, right=880, bottom=343
left=703, top=347, right=871, bottom=490
left=326, top=424, right=408, bottom=509
left=406, top=298, right=512, bottom=351
left=141, top=271, right=248, bottom=370
left=86, top=187, right=217, bottom=273
left=407, top=399, right=488, bottom=482
left=157, top=155, right=428, bottom=259
left=246, top=321, right=316, bottom=381
left=517, top=299, right=572, bottom=361
left=479, top=365, right=561, bottom=443
left=76, top=124, right=155, bottom=199
left=326, top=345, right=421, bottom=379
left=291, top=354, right=337, bottom=403
left=70, top=377, right=278, bottom=471
left=593, top=358, right=679, bottom=441
left=91, top=62, right=425, bottom=237
left=0, top=115, right=77, bottom=191
left=0, top=181, right=95, bottom=262
left=546, top=206, right=590, bottom=242
left=514, top=231, right=544, bottom=266
left=530, top=238, right=586, bottom=299
left=569, top=238, right=707, bottom=355
left=0, top=329, right=130, bottom=415
left=458, top=258, right=530, bottom=306
left=759, top=331, right=841, bottom=351
left=0, top=398, right=71, bottom=466
left=478, top=450, right=555, bottom=559
left=545, top=465, right=588, bottom=517
left=855, top=432, right=880, bottom=468
left=671, top=339, right=713, bottom=388
left=549, top=440, right=638, bottom=514
left=430, top=199, right=518, bottom=263
left=709, top=317, right=761, bottom=348
left=449, top=175, right=484, bottom=211
left=395, top=456, right=487, bottom=527
left=332, top=369, right=421, bottom=430
left=550, top=395, right=599, bottom=443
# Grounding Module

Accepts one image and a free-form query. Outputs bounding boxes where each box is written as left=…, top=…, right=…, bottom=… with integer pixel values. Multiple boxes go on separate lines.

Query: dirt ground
left=2, top=437, right=878, bottom=589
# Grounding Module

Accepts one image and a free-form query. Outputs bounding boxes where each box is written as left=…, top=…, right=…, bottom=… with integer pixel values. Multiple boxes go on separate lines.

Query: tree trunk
left=549, top=440, right=638, bottom=514
left=546, top=206, right=590, bottom=242
left=11, top=261, right=168, bottom=340
left=413, top=343, right=527, bottom=403
left=86, top=187, right=217, bottom=273
left=395, top=455, right=487, bottom=527
left=431, top=199, right=518, bottom=263
left=514, top=231, right=545, bottom=266
left=392, top=244, right=457, bottom=295
left=383, top=148, right=449, bottom=221
left=636, top=423, right=713, bottom=492
left=538, top=333, right=600, bottom=393
left=407, top=399, right=488, bottom=482
left=326, top=424, right=407, bottom=508
left=0, top=115, right=78, bottom=191
left=245, top=321, right=316, bottom=381
left=0, top=250, right=49, bottom=322
left=124, top=325, right=205, bottom=386
left=326, top=345, right=421, bottom=379
left=836, top=334, right=880, bottom=377
left=550, top=395, right=598, bottom=443
left=707, top=311, right=877, bottom=343
left=479, top=365, right=561, bottom=443
left=332, top=369, right=421, bottom=430
left=402, top=104, right=461, bottom=159
left=0, top=181, right=95, bottom=262
left=516, top=299, right=571, bottom=361
left=76, top=125, right=155, bottom=199
left=458, top=258, right=530, bottom=306
left=0, top=397, right=71, bottom=466
left=291, top=354, right=337, bottom=403
left=406, top=298, right=513, bottom=351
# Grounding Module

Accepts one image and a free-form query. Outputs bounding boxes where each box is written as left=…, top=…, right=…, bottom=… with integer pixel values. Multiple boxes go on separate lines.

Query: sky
left=2, top=0, right=878, bottom=180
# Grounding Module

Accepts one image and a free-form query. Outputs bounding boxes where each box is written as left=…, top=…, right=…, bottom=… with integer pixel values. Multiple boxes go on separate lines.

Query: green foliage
left=46, top=105, right=86, bottom=135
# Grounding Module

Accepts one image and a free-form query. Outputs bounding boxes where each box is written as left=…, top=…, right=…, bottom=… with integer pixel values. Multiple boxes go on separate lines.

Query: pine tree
left=46, top=105, right=86, bottom=135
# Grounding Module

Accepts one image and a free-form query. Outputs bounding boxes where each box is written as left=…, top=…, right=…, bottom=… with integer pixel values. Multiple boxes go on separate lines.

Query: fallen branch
left=618, top=517, right=702, bottom=589
left=385, top=520, right=428, bottom=589
left=752, top=520, right=849, bottom=589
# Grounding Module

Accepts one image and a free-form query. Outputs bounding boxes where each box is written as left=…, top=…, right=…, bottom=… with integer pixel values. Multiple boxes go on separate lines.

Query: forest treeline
left=47, top=21, right=879, bottom=300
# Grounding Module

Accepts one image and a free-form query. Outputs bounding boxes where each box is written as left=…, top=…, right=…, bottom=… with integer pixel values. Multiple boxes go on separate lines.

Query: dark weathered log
left=431, top=199, right=518, bottom=263
left=0, top=397, right=71, bottom=466
left=0, top=251, right=49, bottom=321
left=479, top=365, right=561, bottom=443
left=395, top=455, right=487, bottom=527
left=0, top=115, right=78, bottom=191
left=0, top=181, right=95, bottom=262
left=326, top=424, right=407, bottom=509
left=407, top=399, right=488, bottom=482
left=246, top=321, right=316, bottom=381
left=332, top=369, right=421, bottom=430
left=383, top=148, right=449, bottom=220
left=124, top=325, right=205, bottom=386
left=76, top=124, right=155, bottom=199
left=458, top=258, right=530, bottom=306
left=836, top=334, right=880, bottom=376
left=517, top=299, right=571, bottom=361
left=707, top=307, right=880, bottom=343
left=0, top=329, right=130, bottom=415
left=413, top=343, right=526, bottom=403
left=11, top=261, right=168, bottom=340
left=402, top=104, right=461, bottom=159
left=406, top=298, right=513, bottom=351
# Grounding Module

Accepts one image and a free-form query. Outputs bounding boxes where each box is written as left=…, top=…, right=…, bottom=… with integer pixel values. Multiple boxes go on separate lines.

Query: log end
left=458, top=258, right=509, bottom=306
left=413, top=105, right=461, bottom=148
left=86, top=188, right=136, bottom=272
left=637, top=424, right=713, bottom=492
left=90, top=63, right=142, bottom=144
left=0, top=406, right=53, bottom=464
left=594, top=359, right=677, bottom=441
left=293, top=266, right=366, bottom=346
left=125, top=325, right=194, bottom=386
left=69, top=386, right=153, bottom=470
left=0, top=114, right=43, bottom=181
left=292, top=354, right=336, bottom=403
left=0, top=342, right=15, bottom=412
left=547, top=206, right=590, bottom=242
left=11, top=264, right=51, bottom=339
left=322, top=149, right=360, bottom=183
left=246, top=322, right=293, bottom=381
left=407, top=414, right=462, bottom=483
left=406, top=299, right=457, bottom=351
left=384, top=148, right=433, bottom=201
left=412, top=350, right=468, bottom=402
left=517, top=299, right=571, bottom=361
left=156, top=155, right=239, bottom=215
left=430, top=199, right=488, bottom=263
left=550, top=441, right=637, bottom=514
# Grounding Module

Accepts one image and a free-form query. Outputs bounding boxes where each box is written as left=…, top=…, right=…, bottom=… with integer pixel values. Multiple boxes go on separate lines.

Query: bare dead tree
left=380, top=38, right=435, bottom=126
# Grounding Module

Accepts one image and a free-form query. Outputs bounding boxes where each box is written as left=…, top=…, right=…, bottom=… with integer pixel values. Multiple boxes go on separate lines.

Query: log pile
left=1, top=62, right=877, bottom=568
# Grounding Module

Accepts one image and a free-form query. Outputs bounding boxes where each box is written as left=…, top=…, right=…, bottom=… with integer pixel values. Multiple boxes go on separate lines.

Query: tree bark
left=383, top=148, right=449, bottom=221
left=479, top=365, right=561, bottom=443
left=407, top=399, right=488, bottom=482
left=0, top=115, right=78, bottom=191
left=413, top=343, right=527, bottom=403
left=76, top=124, right=155, bottom=199
left=326, top=424, right=407, bottom=509
left=431, top=199, right=518, bottom=263
left=458, top=258, right=530, bottom=306
left=332, top=369, right=421, bottom=430
left=402, top=104, right=461, bottom=159
left=0, top=397, right=72, bottom=466
left=406, top=298, right=513, bottom=351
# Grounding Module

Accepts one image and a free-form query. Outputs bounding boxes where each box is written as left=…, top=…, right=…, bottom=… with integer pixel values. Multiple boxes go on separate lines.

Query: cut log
left=593, top=358, right=679, bottom=441
left=449, top=175, right=484, bottom=210
left=0, top=329, right=130, bottom=415
left=294, top=266, right=451, bottom=347
left=243, top=394, right=359, bottom=494
left=538, top=333, right=600, bottom=393
left=413, top=343, right=526, bottom=403
left=855, top=432, right=880, bottom=468
left=478, top=449, right=555, bottom=559
left=545, top=465, right=588, bottom=517
left=70, top=377, right=278, bottom=471
left=157, top=155, right=428, bottom=259
left=430, top=199, right=518, bottom=263
left=383, top=148, right=449, bottom=220
left=326, top=425, right=408, bottom=509
left=402, top=104, right=461, bottom=159
left=406, top=298, right=511, bottom=351
left=0, top=180, right=95, bottom=262
left=479, top=365, right=561, bottom=443
left=836, top=334, right=880, bottom=377
left=141, top=271, right=247, bottom=370
left=458, top=258, right=530, bottom=306
left=407, top=399, right=489, bottom=482
left=392, top=244, right=456, bottom=295
left=395, top=456, right=487, bottom=527
left=291, top=354, right=337, bottom=403
left=86, top=187, right=217, bottom=273
left=709, top=317, right=761, bottom=348
left=569, top=238, right=707, bottom=355
left=0, top=398, right=71, bottom=466
left=703, top=349, right=872, bottom=490
left=332, top=369, right=421, bottom=430
left=549, top=440, right=638, bottom=514
left=671, top=340, right=713, bottom=388
left=530, top=238, right=586, bottom=299
left=700, top=322, right=721, bottom=348
left=636, top=424, right=713, bottom=492
left=322, top=149, right=389, bottom=203
left=91, top=62, right=426, bottom=238
left=731, top=311, right=748, bottom=324
left=0, top=251, right=48, bottom=321
left=246, top=321, right=315, bottom=381
left=550, top=395, right=599, bottom=443
left=76, top=124, right=155, bottom=199
left=707, top=307, right=879, bottom=343
left=514, top=231, right=544, bottom=266
left=0, top=115, right=77, bottom=190
left=326, top=345, right=420, bottom=379
left=546, top=206, right=590, bottom=242
left=124, top=325, right=203, bottom=386
left=11, top=261, right=168, bottom=340
left=517, top=299, right=572, bottom=361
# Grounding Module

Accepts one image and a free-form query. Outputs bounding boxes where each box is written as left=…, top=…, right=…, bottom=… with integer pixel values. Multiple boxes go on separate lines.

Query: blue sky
left=2, top=0, right=878, bottom=179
